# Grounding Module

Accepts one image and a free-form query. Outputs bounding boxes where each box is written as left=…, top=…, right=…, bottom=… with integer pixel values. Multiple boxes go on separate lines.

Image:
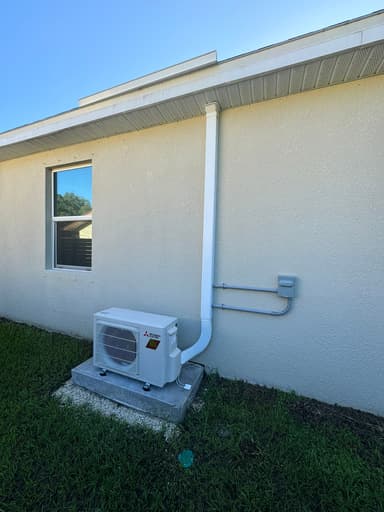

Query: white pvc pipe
left=181, top=102, right=219, bottom=364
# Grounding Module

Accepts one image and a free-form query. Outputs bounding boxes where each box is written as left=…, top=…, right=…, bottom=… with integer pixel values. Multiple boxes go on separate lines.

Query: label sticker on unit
left=144, top=331, right=160, bottom=339
left=146, top=338, right=160, bottom=350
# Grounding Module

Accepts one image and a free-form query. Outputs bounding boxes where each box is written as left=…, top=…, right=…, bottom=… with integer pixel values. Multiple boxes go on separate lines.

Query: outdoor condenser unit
left=93, top=307, right=181, bottom=387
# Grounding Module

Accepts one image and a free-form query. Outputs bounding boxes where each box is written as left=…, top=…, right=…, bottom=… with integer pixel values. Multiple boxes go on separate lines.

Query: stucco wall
left=207, top=75, right=384, bottom=415
left=0, top=117, right=205, bottom=341
left=0, top=75, right=383, bottom=415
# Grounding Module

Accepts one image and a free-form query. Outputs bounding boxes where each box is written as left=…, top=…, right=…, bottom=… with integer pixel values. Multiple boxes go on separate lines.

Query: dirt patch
left=287, top=395, right=384, bottom=436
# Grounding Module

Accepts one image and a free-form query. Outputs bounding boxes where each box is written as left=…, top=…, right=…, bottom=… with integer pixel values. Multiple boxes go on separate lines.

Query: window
left=51, top=164, right=92, bottom=270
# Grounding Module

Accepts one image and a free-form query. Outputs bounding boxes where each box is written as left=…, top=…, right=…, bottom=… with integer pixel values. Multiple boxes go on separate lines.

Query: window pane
left=56, top=221, right=92, bottom=268
left=54, top=166, right=92, bottom=217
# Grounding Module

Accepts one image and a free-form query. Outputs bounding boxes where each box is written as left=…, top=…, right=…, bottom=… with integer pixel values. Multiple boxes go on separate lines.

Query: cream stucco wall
left=0, top=117, right=205, bottom=342
left=207, top=75, right=384, bottom=415
left=0, top=76, right=383, bottom=415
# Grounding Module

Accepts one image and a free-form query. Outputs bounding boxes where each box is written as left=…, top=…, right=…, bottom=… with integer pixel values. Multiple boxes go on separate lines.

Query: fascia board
left=79, top=51, right=218, bottom=107
left=1, top=12, right=383, bottom=149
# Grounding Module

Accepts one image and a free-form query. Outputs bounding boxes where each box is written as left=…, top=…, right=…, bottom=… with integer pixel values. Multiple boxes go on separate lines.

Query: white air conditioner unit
left=93, top=307, right=181, bottom=387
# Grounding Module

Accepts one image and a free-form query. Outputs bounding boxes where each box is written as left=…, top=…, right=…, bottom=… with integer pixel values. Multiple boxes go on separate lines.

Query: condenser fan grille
left=101, top=325, right=137, bottom=365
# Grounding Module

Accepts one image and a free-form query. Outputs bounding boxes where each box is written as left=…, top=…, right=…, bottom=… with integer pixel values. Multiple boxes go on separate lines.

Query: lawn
left=0, top=318, right=383, bottom=512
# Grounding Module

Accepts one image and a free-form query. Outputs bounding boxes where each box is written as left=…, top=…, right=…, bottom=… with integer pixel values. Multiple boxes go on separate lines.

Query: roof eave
left=1, top=10, right=383, bottom=162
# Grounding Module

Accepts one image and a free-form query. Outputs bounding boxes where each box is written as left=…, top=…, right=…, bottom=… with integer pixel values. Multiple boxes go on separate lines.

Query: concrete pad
left=71, top=358, right=204, bottom=423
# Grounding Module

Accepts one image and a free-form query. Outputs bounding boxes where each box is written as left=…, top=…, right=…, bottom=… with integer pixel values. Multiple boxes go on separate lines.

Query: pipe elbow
left=180, top=319, right=212, bottom=364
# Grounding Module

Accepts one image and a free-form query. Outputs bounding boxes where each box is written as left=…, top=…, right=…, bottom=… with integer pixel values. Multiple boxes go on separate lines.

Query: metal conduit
left=213, top=283, right=277, bottom=293
left=212, top=281, right=293, bottom=316
left=212, top=298, right=292, bottom=316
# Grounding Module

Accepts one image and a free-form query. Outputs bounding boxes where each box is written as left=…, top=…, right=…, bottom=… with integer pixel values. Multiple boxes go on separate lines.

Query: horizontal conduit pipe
left=213, top=298, right=292, bottom=316
left=213, top=283, right=277, bottom=293
left=213, top=277, right=296, bottom=316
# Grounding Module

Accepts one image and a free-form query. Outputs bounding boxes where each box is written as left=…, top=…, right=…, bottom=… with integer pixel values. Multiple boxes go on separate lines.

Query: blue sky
left=1, top=0, right=382, bottom=133
left=55, top=166, right=92, bottom=203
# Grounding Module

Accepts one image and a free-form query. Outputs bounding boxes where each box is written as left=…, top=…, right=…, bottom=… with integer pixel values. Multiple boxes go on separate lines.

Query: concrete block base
left=71, top=358, right=204, bottom=423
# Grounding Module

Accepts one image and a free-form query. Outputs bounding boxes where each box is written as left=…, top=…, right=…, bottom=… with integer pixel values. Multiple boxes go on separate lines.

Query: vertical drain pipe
left=181, top=102, right=220, bottom=365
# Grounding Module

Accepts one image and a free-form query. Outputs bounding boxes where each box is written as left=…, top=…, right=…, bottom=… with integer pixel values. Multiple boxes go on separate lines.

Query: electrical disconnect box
left=277, top=275, right=297, bottom=298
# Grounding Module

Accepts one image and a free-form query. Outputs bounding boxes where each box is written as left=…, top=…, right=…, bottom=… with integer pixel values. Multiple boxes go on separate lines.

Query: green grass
left=0, top=318, right=383, bottom=512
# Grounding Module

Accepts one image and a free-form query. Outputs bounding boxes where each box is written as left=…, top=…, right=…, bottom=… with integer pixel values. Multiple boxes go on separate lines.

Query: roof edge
left=1, top=9, right=384, bottom=153
left=220, top=8, right=384, bottom=65
left=79, top=50, right=217, bottom=107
